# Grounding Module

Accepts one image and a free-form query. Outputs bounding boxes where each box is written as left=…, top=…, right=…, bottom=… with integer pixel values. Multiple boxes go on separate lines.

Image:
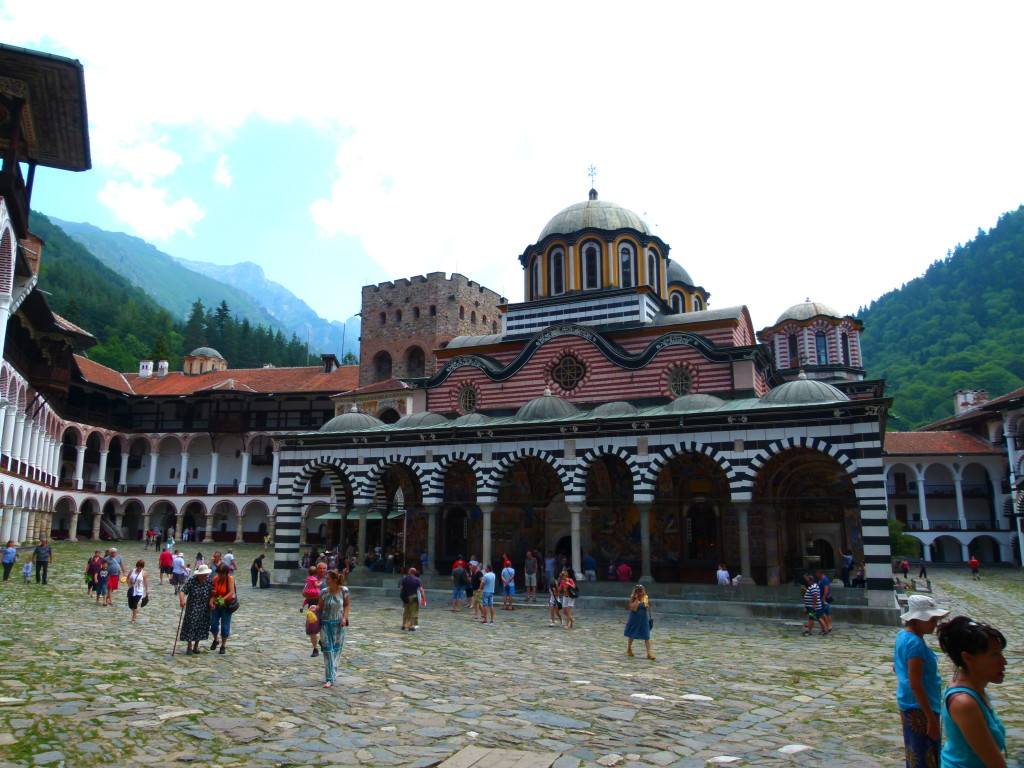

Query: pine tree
left=183, top=300, right=207, bottom=352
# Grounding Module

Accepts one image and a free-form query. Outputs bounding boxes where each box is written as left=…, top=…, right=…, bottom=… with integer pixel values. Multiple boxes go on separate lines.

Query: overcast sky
left=7, top=2, right=1024, bottom=330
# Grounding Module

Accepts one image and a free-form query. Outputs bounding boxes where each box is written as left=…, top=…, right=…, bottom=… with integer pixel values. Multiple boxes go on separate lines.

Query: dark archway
left=585, top=454, right=635, bottom=577
left=494, top=456, right=564, bottom=572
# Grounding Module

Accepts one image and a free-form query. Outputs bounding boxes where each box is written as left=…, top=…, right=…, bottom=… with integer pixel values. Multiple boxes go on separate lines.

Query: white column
left=204, top=513, right=215, bottom=542
left=425, top=504, right=438, bottom=573
left=9, top=413, right=25, bottom=471
left=18, top=508, right=30, bottom=543
left=357, top=508, right=368, bottom=564
left=16, top=418, right=32, bottom=473
left=961, top=542, right=971, bottom=561
left=953, top=469, right=968, bottom=531
left=90, top=510, right=102, bottom=541
left=234, top=511, right=245, bottom=543
left=207, top=452, right=220, bottom=494
left=480, top=503, right=493, bottom=568
left=146, top=450, right=159, bottom=494
left=177, top=452, right=190, bottom=494
left=118, top=453, right=130, bottom=491
left=637, top=502, right=653, bottom=583
left=97, top=450, right=109, bottom=492
left=915, top=466, right=930, bottom=528
left=1, top=405, right=17, bottom=467
left=736, top=501, right=752, bottom=580
left=238, top=451, right=250, bottom=493
left=41, top=438, right=53, bottom=483
left=68, top=510, right=79, bottom=542
left=8, top=508, right=22, bottom=544
left=0, top=296, right=11, bottom=364
left=0, top=505, right=13, bottom=542
left=50, top=438, right=60, bottom=480
left=569, top=504, right=582, bottom=577
left=27, top=424, right=40, bottom=478
left=73, top=445, right=86, bottom=490
left=270, top=450, right=280, bottom=494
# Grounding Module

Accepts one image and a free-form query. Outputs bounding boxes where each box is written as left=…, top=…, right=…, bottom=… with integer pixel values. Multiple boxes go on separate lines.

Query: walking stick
left=171, top=602, right=185, bottom=656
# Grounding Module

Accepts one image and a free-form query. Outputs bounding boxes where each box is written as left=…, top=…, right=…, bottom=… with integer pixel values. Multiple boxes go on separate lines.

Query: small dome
left=590, top=401, right=640, bottom=418
left=666, top=259, right=695, bottom=286
left=320, top=405, right=385, bottom=432
left=539, top=191, right=650, bottom=241
left=663, top=394, right=726, bottom=413
left=392, top=411, right=450, bottom=429
left=188, top=346, right=223, bottom=358
left=775, top=299, right=841, bottom=325
left=760, top=372, right=850, bottom=405
left=451, top=412, right=494, bottom=426
left=514, top=387, right=581, bottom=422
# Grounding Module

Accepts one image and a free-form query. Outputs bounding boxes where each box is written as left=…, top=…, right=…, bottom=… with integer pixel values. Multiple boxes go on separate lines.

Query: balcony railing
left=887, top=483, right=991, bottom=498
left=904, top=519, right=999, bottom=532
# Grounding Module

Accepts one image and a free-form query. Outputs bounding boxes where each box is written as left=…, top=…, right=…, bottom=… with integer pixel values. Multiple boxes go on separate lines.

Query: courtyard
left=0, top=541, right=1020, bottom=768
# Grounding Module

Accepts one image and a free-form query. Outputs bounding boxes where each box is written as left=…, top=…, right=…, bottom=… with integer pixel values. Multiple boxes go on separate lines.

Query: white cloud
left=213, top=155, right=233, bottom=188
left=97, top=181, right=205, bottom=241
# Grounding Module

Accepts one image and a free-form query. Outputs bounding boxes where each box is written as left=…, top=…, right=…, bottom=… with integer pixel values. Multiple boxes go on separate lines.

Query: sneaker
left=401, top=626, right=407, bottom=631
left=210, top=640, right=219, bottom=650
left=408, top=627, right=415, bottom=632
left=549, top=622, right=555, bottom=627
left=488, top=620, right=494, bottom=624
left=311, top=648, right=319, bottom=657
left=413, top=625, right=420, bottom=630
left=219, top=646, right=226, bottom=654
left=481, top=620, right=488, bottom=624
left=802, top=630, right=812, bottom=636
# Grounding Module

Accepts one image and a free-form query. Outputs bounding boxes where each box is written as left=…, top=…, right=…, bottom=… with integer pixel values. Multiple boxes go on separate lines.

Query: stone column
left=177, top=452, right=190, bottom=494
left=267, top=516, right=276, bottom=544
left=961, top=542, right=971, bottom=562
left=141, top=512, right=151, bottom=541
left=424, top=504, right=439, bottom=574
left=24, top=424, right=38, bottom=479
left=97, top=450, right=109, bottom=492
left=73, top=445, right=86, bottom=490
left=914, top=465, right=930, bottom=529
left=25, top=510, right=36, bottom=543
left=480, top=503, right=494, bottom=568
left=16, top=419, right=32, bottom=474
left=67, top=510, right=79, bottom=542
left=208, top=452, right=220, bottom=494
left=118, top=453, right=130, bottom=491
left=636, top=502, right=654, bottom=583
left=9, top=413, right=25, bottom=472
left=173, top=511, right=184, bottom=539
left=357, top=508, right=368, bottom=565
left=0, top=505, right=11, bottom=542
left=234, top=511, right=245, bottom=543
left=146, top=449, right=159, bottom=494
left=270, top=450, right=280, bottom=494
left=238, top=451, right=250, bottom=493
left=0, top=404, right=17, bottom=469
left=7, top=508, right=22, bottom=544
left=953, top=471, right=968, bottom=531
left=19, top=509, right=31, bottom=543
left=338, top=505, right=348, bottom=554
left=299, top=509, right=309, bottom=546
left=735, top=502, right=752, bottom=581
left=91, top=510, right=102, bottom=541
left=568, top=503, right=583, bottom=577
left=204, top=513, right=215, bottom=542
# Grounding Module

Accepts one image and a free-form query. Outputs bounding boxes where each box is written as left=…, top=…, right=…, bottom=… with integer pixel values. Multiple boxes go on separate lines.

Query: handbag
left=226, top=596, right=240, bottom=614
left=647, top=601, right=654, bottom=630
left=141, top=595, right=149, bottom=608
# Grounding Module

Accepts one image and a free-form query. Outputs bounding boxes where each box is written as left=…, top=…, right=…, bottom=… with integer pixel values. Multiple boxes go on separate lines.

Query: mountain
left=48, top=217, right=359, bottom=359
left=859, top=206, right=1024, bottom=429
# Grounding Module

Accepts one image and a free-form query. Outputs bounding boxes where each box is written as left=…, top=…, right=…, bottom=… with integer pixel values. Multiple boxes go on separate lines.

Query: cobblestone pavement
left=1, top=542, right=1021, bottom=768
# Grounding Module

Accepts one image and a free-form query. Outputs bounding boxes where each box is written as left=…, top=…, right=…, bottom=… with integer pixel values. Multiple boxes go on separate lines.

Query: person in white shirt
left=501, top=564, right=516, bottom=611
left=223, top=549, right=236, bottom=572
left=171, top=551, right=187, bottom=594
left=716, top=563, right=730, bottom=586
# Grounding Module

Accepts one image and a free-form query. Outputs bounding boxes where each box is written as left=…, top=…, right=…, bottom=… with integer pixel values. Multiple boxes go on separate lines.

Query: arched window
left=413, top=307, right=420, bottom=320
left=647, top=248, right=659, bottom=288
left=670, top=293, right=683, bottom=313
left=841, top=332, right=851, bottom=365
left=528, top=255, right=541, bottom=299
left=815, top=332, right=829, bottom=364
left=396, top=310, right=402, bottom=323
left=788, top=334, right=799, bottom=366
left=429, top=305, right=437, bottom=316
left=619, top=243, right=635, bottom=288
left=471, top=311, right=477, bottom=324
left=693, top=295, right=703, bottom=311
left=582, top=242, right=601, bottom=290
left=492, top=321, right=498, bottom=333
left=379, top=312, right=386, bottom=326
left=169, top=467, right=176, bottom=479
left=405, top=346, right=425, bottom=377
left=192, top=468, right=199, bottom=479
left=373, top=351, right=393, bottom=382
left=549, top=248, right=565, bottom=295
left=459, top=306, right=465, bottom=320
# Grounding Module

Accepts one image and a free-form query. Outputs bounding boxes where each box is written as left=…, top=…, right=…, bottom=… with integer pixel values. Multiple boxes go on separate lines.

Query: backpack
left=567, top=583, right=580, bottom=599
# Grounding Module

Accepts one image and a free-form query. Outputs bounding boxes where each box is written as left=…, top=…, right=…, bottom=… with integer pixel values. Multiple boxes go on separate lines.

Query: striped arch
left=428, top=452, right=482, bottom=501
left=571, top=445, right=640, bottom=497
left=639, top=440, right=738, bottom=499
left=288, top=458, right=359, bottom=502
left=61, top=424, right=86, bottom=447
left=483, top=448, right=569, bottom=500
left=740, top=436, right=857, bottom=494
left=359, top=454, right=427, bottom=500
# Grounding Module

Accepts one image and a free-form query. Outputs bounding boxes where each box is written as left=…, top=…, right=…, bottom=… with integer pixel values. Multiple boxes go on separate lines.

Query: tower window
left=815, top=332, right=829, bottom=364
left=647, top=248, right=658, bottom=288
left=582, top=242, right=601, bottom=290
left=429, top=305, right=437, bottom=316
left=458, top=385, right=478, bottom=414
left=668, top=367, right=692, bottom=397
left=413, top=307, right=420, bottom=320
left=670, top=293, right=683, bottom=313
left=549, top=248, right=565, bottom=295
left=693, top=295, right=703, bottom=311
left=788, top=334, right=799, bottom=366
left=551, top=354, right=586, bottom=391
left=619, top=243, right=635, bottom=288
left=529, top=255, right=541, bottom=299
left=841, top=332, right=851, bottom=365
left=379, top=312, right=387, bottom=326
left=471, top=311, right=477, bottom=324
left=460, top=306, right=465, bottom=320
left=396, top=310, right=402, bottom=323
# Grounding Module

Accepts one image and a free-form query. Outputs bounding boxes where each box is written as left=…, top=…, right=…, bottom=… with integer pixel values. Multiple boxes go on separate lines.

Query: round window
left=458, top=386, right=478, bottom=414
left=668, top=367, right=692, bottom=397
left=551, top=354, right=586, bottom=391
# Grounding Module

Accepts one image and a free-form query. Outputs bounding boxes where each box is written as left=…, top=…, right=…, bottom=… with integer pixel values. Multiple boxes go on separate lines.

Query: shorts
left=821, top=602, right=832, bottom=616
left=524, top=573, right=537, bottom=587
left=171, top=572, right=185, bottom=586
left=128, top=593, right=144, bottom=610
left=108, top=577, right=120, bottom=591
left=452, top=586, right=466, bottom=600
left=562, top=597, right=575, bottom=608
left=160, top=566, right=173, bottom=575
left=549, top=597, right=560, bottom=608
left=95, top=583, right=108, bottom=596
left=465, top=587, right=474, bottom=598
left=481, top=592, right=494, bottom=607
left=503, top=584, right=515, bottom=596
left=807, top=608, right=822, bottom=621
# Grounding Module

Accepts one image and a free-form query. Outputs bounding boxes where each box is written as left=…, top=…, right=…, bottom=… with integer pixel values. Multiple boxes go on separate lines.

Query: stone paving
left=1, top=541, right=1021, bottom=768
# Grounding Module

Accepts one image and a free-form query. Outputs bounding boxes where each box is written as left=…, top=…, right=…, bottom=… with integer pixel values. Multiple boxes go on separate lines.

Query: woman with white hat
left=178, top=563, right=214, bottom=655
left=894, top=594, right=950, bottom=767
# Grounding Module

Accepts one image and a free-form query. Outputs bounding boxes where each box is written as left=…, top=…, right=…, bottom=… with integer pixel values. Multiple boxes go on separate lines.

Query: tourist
left=2, top=540, right=17, bottom=582
left=716, top=563, right=731, bottom=586
left=157, top=547, right=173, bottom=584
left=451, top=559, right=468, bottom=612
left=250, top=554, right=265, bottom=588
left=302, top=566, right=322, bottom=611
left=800, top=573, right=825, bottom=636
left=208, top=563, right=236, bottom=654
left=500, top=560, right=515, bottom=611
left=171, top=550, right=186, bottom=594
left=126, top=559, right=149, bottom=624
left=464, top=562, right=476, bottom=609
left=318, top=570, right=350, bottom=688
left=209, top=551, right=223, bottom=572
left=838, top=548, right=854, bottom=587
left=263, top=533, right=271, bottom=551
left=852, top=566, right=867, bottom=588
left=223, top=548, right=236, bottom=572
left=85, top=550, right=103, bottom=594
left=21, top=559, right=31, bottom=582
left=105, top=548, right=123, bottom=604
left=918, top=559, right=928, bottom=579
left=581, top=552, right=597, bottom=582
left=178, top=563, right=213, bottom=655
left=616, top=561, right=633, bottom=583
left=547, top=571, right=563, bottom=627
left=479, top=564, right=495, bottom=624
left=968, top=556, right=981, bottom=581
left=32, top=537, right=53, bottom=585
left=93, top=558, right=109, bottom=605
left=399, top=567, right=424, bottom=631
left=624, top=584, right=655, bottom=660
left=900, top=559, right=910, bottom=580
left=816, top=568, right=833, bottom=633
left=469, top=563, right=484, bottom=619
left=195, top=551, right=205, bottom=567
left=558, top=570, right=577, bottom=630
left=544, top=551, right=556, bottom=586
left=937, top=616, right=1008, bottom=767
left=523, top=551, right=538, bottom=601
left=894, top=595, right=949, bottom=768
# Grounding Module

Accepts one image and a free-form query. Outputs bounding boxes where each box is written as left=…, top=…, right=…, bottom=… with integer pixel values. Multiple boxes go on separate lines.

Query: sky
left=6, top=2, right=1024, bottom=331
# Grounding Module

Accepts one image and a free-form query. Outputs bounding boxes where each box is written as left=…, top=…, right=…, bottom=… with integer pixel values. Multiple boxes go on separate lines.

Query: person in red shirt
left=158, top=548, right=173, bottom=584
left=968, top=556, right=981, bottom=580
left=452, top=555, right=466, bottom=572
left=616, top=562, right=632, bottom=583
left=501, top=553, right=512, bottom=569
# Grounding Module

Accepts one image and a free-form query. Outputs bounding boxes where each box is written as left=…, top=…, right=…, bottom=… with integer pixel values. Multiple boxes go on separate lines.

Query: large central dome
left=538, top=190, right=650, bottom=241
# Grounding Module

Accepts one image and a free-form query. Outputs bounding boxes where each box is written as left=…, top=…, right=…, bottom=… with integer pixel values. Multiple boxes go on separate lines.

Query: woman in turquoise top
left=937, top=616, right=1008, bottom=768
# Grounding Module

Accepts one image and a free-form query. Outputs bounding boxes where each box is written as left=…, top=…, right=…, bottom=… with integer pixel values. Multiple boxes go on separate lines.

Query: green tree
left=149, top=333, right=171, bottom=362
left=183, top=299, right=207, bottom=352
left=888, top=520, right=920, bottom=558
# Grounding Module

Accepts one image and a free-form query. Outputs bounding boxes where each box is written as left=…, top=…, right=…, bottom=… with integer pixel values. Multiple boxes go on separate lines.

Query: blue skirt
left=624, top=606, right=651, bottom=640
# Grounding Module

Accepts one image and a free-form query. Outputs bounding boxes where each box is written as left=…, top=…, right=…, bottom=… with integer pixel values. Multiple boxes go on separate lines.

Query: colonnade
left=0, top=506, right=53, bottom=545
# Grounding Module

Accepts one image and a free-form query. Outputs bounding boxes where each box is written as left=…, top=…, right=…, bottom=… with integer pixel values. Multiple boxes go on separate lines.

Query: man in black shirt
left=32, top=537, right=54, bottom=585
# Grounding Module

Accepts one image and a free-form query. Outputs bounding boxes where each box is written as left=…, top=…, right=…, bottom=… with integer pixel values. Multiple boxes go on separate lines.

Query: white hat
left=193, top=564, right=212, bottom=576
left=900, top=594, right=950, bottom=623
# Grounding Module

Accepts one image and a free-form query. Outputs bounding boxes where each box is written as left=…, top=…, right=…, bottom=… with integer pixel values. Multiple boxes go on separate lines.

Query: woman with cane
left=177, top=564, right=213, bottom=655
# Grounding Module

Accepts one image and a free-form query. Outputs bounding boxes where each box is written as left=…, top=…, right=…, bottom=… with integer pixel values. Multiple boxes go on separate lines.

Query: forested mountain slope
left=859, top=206, right=1024, bottom=429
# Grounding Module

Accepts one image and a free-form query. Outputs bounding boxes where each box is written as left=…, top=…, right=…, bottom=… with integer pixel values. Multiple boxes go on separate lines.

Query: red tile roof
left=336, top=378, right=410, bottom=397
left=74, top=355, right=359, bottom=396
left=883, top=431, right=1001, bottom=455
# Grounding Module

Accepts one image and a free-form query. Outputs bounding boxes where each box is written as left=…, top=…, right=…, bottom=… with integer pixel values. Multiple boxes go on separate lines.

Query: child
left=302, top=566, right=321, bottom=610
left=22, top=560, right=32, bottom=583
left=95, top=561, right=110, bottom=605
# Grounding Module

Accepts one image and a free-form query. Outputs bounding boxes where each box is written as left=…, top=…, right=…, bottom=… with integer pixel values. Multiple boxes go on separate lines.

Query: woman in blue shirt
left=894, top=595, right=949, bottom=767
left=937, top=616, right=1008, bottom=768
left=2, top=540, right=17, bottom=582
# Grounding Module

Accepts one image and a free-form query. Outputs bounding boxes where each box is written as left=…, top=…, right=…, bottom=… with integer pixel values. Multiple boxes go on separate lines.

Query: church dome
left=590, top=401, right=640, bottom=418
left=392, top=411, right=450, bottom=429
left=538, top=190, right=650, bottom=241
left=320, top=405, right=385, bottom=432
left=666, top=259, right=694, bottom=286
left=760, top=372, right=849, bottom=406
left=663, top=393, right=725, bottom=413
left=189, top=346, right=223, bottom=358
left=451, top=412, right=494, bottom=426
left=514, top=388, right=581, bottom=422
left=775, top=300, right=841, bottom=325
